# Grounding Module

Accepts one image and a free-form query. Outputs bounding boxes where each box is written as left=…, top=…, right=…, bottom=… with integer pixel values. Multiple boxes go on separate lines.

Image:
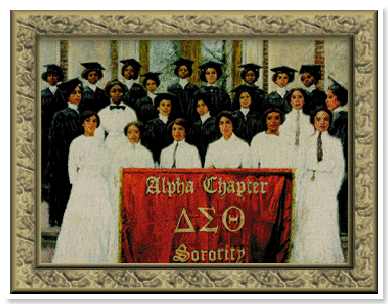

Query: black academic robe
left=142, top=117, right=175, bottom=164
left=329, top=110, right=348, bottom=234
left=186, top=116, right=220, bottom=167
left=265, top=91, right=292, bottom=115
left=78, top=86, right=110, bottom=114
left=303, top=88, right=327, bottom=116
left=192, top=86, right=231, bottom=119
left=232, top=110, right=263, bottom=145
left=44, top=108, right=82, bottom=226
left=122, top=83, right=147, bottom=110
left=41, top=87, right=67, bottom=200
left=231, top=86, right=267, bottom=118
left=167, top=82, right=199, bottom=121
left=134, top=96, right=158, bottom=124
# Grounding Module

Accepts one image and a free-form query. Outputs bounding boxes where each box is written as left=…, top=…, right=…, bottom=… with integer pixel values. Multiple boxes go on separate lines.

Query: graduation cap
left=41, top=64, right=64, bottom=82
left=58, top=78, right=82, bottom=99
left=239, top=63, right=263, bottom=72
left=299, top=65, right=322, bottom=81
left=80, top=62, right=105, bottom=80
left=328, top=77, right=348, bottom=106
left=120, top=59, right=142, bottom=71
left=173, top=58, right=194, bottom=68
left=270, top=66, right=297, bottom=83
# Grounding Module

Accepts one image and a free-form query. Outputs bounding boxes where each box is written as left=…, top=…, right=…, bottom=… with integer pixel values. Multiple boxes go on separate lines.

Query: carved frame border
left=10, top=10, right=378, bottom=293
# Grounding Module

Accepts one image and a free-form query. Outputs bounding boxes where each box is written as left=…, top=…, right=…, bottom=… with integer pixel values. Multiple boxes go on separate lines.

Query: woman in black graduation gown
left=132, top=72, right=162, bottom=123
left=78, top=62, right=110, bottom=114
left=299, top=65, right=327, bottom=115
left=192, top=61, right=231, bottom=117
left=231, top=64, right=267, bottom=117
left=44, top=78, right=84, bottom=227
left=120, top=59, right=147, bottom=109
left=41, top=64, right=67, bottom=200
left=167, top=58, right=199, bottom=122
left=265, top=66, right=297, bottom=115
left=230, top=85, right=263, bottom=144
left=186, top=93, right=219, bottom=167
left=142, top=93, right=177, bottom=166
left=326, top=77, right=349, bottom=235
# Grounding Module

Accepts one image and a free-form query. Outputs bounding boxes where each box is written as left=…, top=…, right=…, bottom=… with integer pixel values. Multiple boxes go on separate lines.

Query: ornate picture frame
left=10, top=10, right=378, bottom=294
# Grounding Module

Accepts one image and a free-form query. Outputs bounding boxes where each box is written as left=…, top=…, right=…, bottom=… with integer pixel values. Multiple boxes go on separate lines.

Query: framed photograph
left=10, top=10, right=378, bottom=294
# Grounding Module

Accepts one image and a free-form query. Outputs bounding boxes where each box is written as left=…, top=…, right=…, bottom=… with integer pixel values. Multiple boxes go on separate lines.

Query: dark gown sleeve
left=265, top=91, right=292, bottom=114
left=303, top=88, right=327, bottom=116
left=134, top=96, right=158, bottom=123
left=78, top=87, right=110, bottom=114
left=44, top=108, right=82, bottom=226
left=168, top=83, right=199, bottom=122
left=142, top=118, right=174, bottom=164
left=232, top=110, right=263, bottom=144
left=122, top=83, right=147, bottom=110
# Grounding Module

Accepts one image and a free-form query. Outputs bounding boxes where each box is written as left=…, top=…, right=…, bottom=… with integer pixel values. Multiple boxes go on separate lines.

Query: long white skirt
left=290, top=171, right=345, bottom=263
left=51, top=170, right=118, bottom=263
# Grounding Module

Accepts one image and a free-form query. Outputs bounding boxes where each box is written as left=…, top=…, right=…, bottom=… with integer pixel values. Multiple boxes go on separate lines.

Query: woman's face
left=123, top=65, right=135, bottom=80
left=110, top=85, right=124, bottom=104
left=145, top=79, right=158, bottom=94
left=68, top=85, right=82, bottom=105
left=205, top=68, right=218, bottom=85
left=301, top=72, right=315, bottom=87
left=290, top=90, right=305, bottom=110
left=239, top=92, right=252, bottom=109
left=275, top=73, right=289, bottom=88
left=219, top=116, right=233, bottom=139
left=178, top=65, right=189, bottom=79
left=314, top=110, right=330, bottom=133
left=87, top=71, right=99, bottom=85
left=172, top=123, right=186, bottom=142
left=266, top=112, right=282, bottom=132
left=157, top=99, right=172, bottom=117
left=197, top=99, right=209, bottom=116
left=244, top=70, right=256, bottom=85
left=126, top=125, right=140, bottom=144
left=325, top=89, right=341, bottom=110
left=82, top=115, right=98, bottom=135
left=47, top=73, right=59, bottom=86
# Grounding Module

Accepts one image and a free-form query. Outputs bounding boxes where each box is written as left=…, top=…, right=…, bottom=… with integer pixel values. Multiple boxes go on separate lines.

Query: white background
left=2, top=2, right=385, bottom=303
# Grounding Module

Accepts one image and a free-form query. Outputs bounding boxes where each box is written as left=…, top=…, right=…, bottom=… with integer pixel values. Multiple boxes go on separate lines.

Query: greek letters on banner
left=121, top=169, right=293, bottom=263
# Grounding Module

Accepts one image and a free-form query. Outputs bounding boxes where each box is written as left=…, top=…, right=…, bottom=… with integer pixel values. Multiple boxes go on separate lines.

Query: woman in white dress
left=160, top=118, right=202, bottom=169
left=52, top=111, right=117, bottom=263
left=290, top=107, right=345, bottom=263
left=251, top=108, right=293, bottom=168
left=204, top=111, right=251, bottom=169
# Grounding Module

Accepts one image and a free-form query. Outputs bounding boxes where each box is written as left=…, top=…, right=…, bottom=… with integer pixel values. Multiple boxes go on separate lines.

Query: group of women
left=42, top=57, right=348, bottom=264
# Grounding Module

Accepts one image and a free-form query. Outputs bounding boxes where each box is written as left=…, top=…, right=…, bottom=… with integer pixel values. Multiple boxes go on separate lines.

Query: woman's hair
left=328, top=84, right=348, bottom=107
left=62, top=83, right=83, bottom=101
left=78, top=110, right=100, bottom=128
left=104, top=79, right=126, bottom=97
left=200, top=65, right=223, bottom=83
left=309, top=106, right=333, bottom=126
left=168, top=118, right=190, bottom=136
left=286, top=88, right=309, bottom=105
left=261, top=108, right=286, bottom=128
left=123, top=121, right=144, bottom=136
left=271, top=71, right=295, bottom=84
left=174, top=64, right=193, bottom=78
left=121, top=63, right=140, bottom=80
left=142, top=76, right=161, bottom=88
left=81, top=68, right=103, bottom=81
left=215, top=111, right=236, bottom=131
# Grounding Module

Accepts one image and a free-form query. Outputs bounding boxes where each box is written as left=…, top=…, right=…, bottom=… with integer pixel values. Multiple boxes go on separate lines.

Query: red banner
left=121, top=169, right=293, bottom=263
